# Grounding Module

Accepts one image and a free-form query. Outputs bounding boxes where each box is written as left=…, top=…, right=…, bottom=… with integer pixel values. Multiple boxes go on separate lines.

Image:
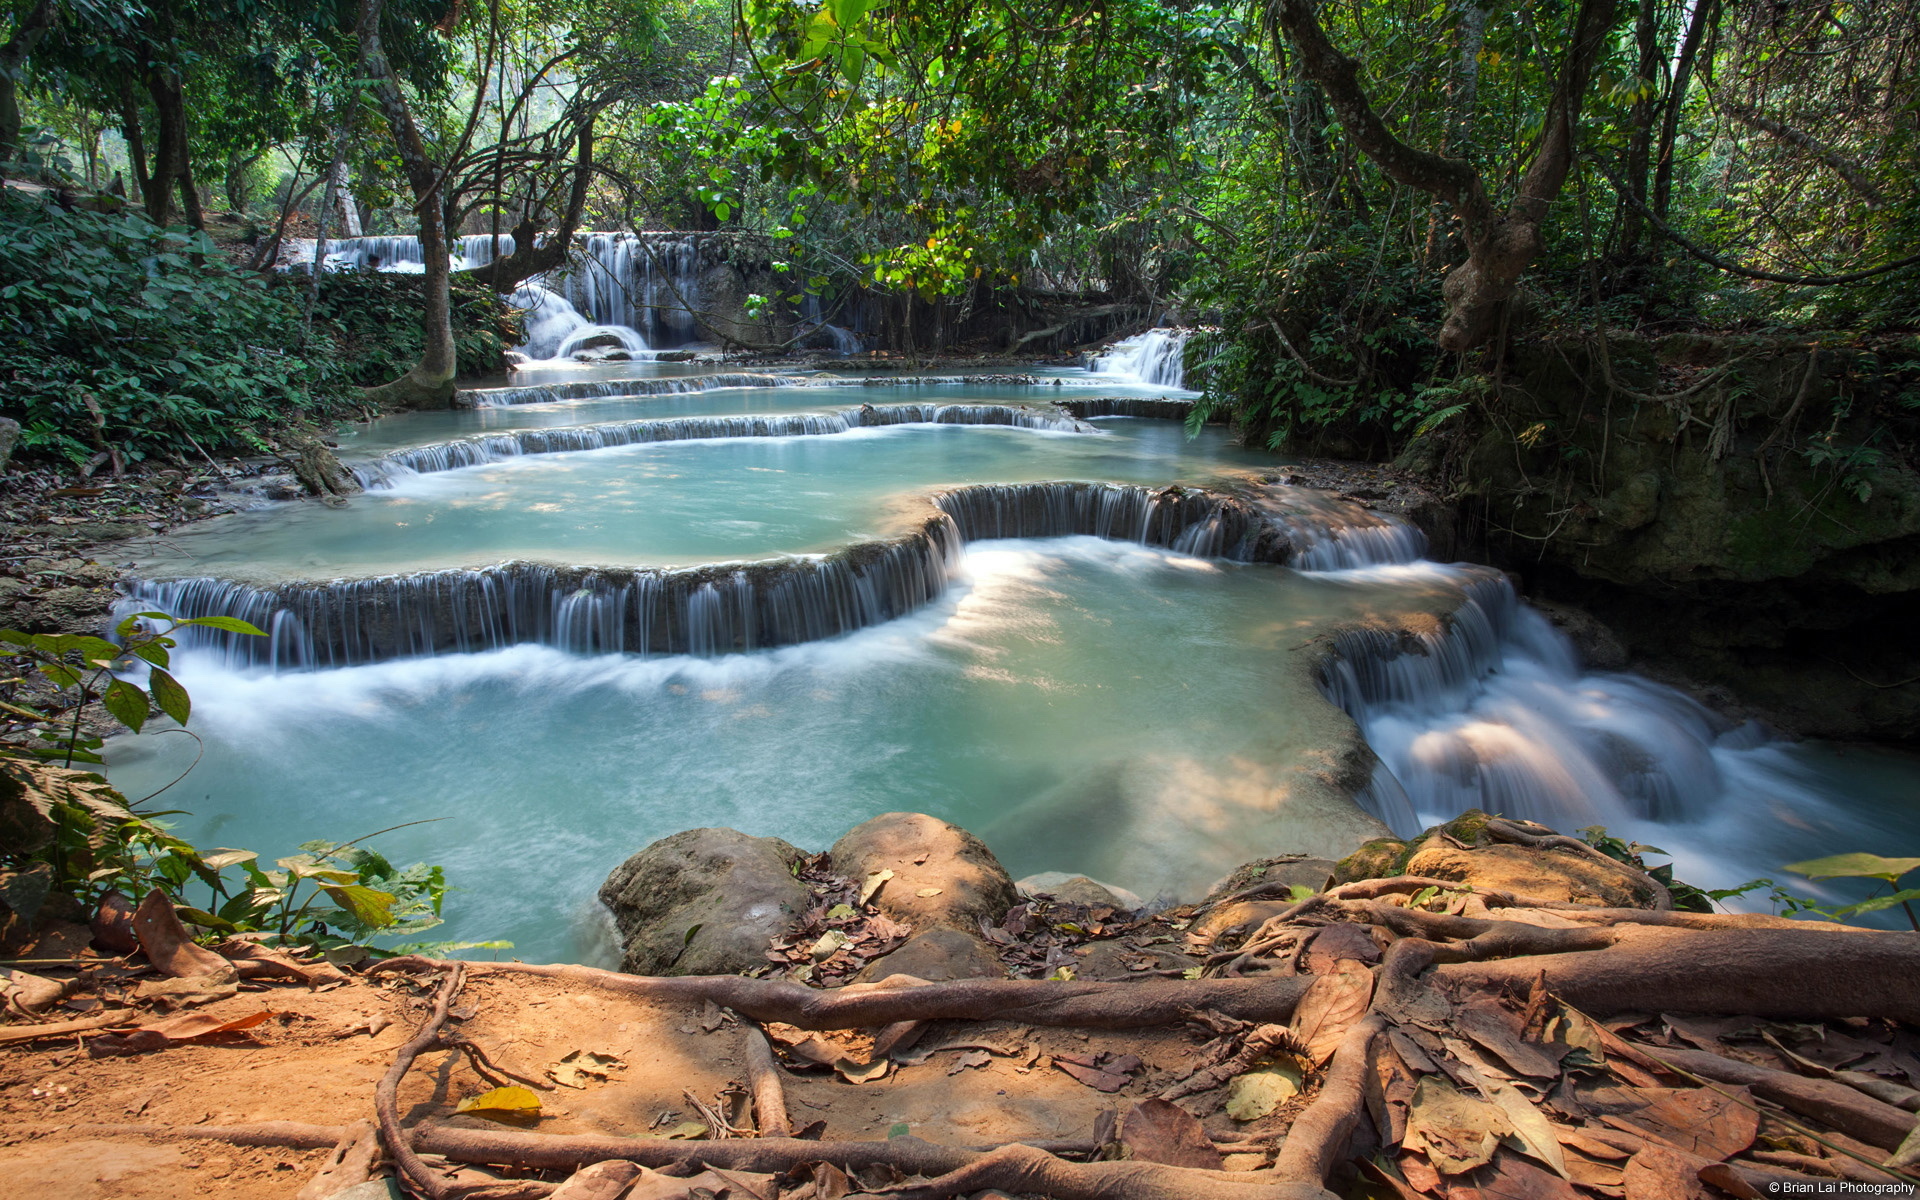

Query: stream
left=100, top=316, right=1920, bottom=960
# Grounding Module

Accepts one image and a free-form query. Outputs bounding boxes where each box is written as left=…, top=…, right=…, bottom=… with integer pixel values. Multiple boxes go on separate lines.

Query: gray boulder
left=599, top=827, right=808, bottom=976
left=851, top=928, right=1007, bottom=984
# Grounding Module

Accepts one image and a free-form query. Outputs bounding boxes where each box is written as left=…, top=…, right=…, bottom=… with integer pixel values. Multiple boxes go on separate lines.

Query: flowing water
left=101, top=363, right=1920, bottom=959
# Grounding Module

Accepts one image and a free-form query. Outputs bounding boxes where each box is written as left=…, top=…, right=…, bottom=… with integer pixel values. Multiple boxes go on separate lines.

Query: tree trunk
left=1272, top=0, right=1624, bottom=353
left=118, top=79, right=150, bottom=207
left=1652, top=0, right=1716, bottom=222
left=143, top=68, right=201, bottom=229
left=331, top=153, right=361, bottom=235
left=1618, top=0, right=1662, bottom=253
left=0, top=0, right=55, bottom=169
left=355, top=0, right=458, bottom=409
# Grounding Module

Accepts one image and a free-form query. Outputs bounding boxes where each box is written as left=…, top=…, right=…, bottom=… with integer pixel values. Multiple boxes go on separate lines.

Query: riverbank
left=3, top=808, right=1914, bottom=1200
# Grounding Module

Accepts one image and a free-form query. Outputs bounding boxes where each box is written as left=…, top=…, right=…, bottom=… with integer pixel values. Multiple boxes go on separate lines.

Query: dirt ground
left=0, top=965, right=1277, bottom=1199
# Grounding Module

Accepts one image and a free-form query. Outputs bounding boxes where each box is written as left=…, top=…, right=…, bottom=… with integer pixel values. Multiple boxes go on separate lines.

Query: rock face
left=1457, top=335, right=1920, bottom=740
left=599, top=828, right=808, bottom=976
left=829, top=812, right=1019, bottom=933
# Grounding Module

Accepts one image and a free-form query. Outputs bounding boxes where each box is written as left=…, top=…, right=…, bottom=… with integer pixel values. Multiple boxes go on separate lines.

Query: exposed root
left=742, top=1024, right=792, bottom=1137
left=1160, top=1023, right=1310, bottom=1101
left=375, top=960, right=470, bottom=1199
left=1483, top=818, right=1673, bottom=909
left=1272, top=1015, right=1384, bottom=1183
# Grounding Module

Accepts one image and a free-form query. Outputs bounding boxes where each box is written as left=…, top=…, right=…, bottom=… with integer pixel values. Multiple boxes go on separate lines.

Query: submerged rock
left=829, top=812, right=1019, bottom=933
left=599, top=827, right=809, bottom=975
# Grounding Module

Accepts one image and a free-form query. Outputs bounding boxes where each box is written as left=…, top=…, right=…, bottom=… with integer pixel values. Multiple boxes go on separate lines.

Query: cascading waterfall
left=348, top=404, right=1097, bottom=488
left=119, top=482, right=1321, bottom=669
left=454, top=373, right=1044, bottom=407
left=292, top=234, right=514, bottom=274
left=1298, top=521, right=1757, bottom=838
left=1090, top=329, right=1193, bottom=389
left=1059, top=397, right=1199, bottom=421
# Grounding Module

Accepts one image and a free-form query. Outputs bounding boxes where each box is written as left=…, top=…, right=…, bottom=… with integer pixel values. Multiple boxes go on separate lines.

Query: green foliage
left=1783, top=854, right=1920, bottom=930
left=0, top=190, right=349, bottom=465
left=0, top=613, right=473, bottom=956
left=0, top=190, right=514, bottom=465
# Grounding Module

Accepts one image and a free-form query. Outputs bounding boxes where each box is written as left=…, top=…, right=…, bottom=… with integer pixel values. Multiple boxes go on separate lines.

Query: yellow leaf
left=915, top=887, right=943, bottom=897
left=1224, top=1065, right=1300, bottom=1121
left=860, top=869, right=893, bottom=904
left=454, top=1086, right=541, bottom=1121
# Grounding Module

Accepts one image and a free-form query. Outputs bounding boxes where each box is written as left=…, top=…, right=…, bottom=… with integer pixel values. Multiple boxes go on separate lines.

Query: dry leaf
left=914, top=887, right=944, bottom=897
left=132, top=889, right=230, bottom=979
left=1456, top=998, right=1564, bottom=1079
left=1120, top=1097, right=1225, bottom=1168
left=1479, top=1076, right=1570, bottom=1179
left=455, top=1085, right=542, bottom=1122
left=1447, top=1150, right=1582, bottom=1200
left=1290, top=958, right=1374, bottom=1064
left=1225, top=1065, right=1301, bottom=1120
left=834, top=1057, right=890, bottom=1084
left=136, top=1009, right=274, bottom=1043
left=549, top=1050, right=625, bottom=1089
left=948, top=1049, right=991, bottom=1075
left=1620, top=1144, right=1713, bottom=1200
left=1406, top=1075, right=1513, bottom=1175
left=860, top=870, right=894, bottom=904
left=1578, top=1085, right=1758, bottom=1160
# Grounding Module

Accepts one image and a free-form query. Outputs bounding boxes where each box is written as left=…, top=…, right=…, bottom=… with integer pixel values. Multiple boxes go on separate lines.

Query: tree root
left=1626, top=1041, right=1917, bottom=1151
left=435, top=958, right=1314, bottom=1029
left=1437, top=923, right=1920, bottom=1022
left=742, top=1024, right=792, bottom=1137
left=376, top=960, right=472, bottom=1200
left=1273, top=1015, right=1384, bottom=1183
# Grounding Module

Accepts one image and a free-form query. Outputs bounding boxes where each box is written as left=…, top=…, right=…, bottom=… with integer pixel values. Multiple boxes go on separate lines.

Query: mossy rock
left=1335, top=837, right=1411, bottom=884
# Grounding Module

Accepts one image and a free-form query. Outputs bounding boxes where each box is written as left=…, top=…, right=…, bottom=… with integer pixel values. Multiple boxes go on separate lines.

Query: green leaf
left=200, top=848, right=258, bottom=870
left=130, top=640, right=171, bottom=669
left=1783, top=854, right=1920, bottom=883
left=37, top=662, right=83, bottom=690
left=103, top=679, right=148, bottom=731
left=321, top=883, right=398, bottom=929
left=1824, top=888, right=1920, bottom=918
left=148, top=667, right=190, bottom=725
left=180, top=615, right=267, bottom=636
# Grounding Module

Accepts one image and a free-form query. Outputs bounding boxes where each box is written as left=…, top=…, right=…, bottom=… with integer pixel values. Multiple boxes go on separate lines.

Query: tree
left=1269, top=0, right=1624, bottom=354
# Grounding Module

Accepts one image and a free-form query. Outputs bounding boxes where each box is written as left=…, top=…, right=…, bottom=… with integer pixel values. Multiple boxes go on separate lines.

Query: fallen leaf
left=137, top=1009, right=274, bottom=1043
left=1224, top=1065, right=1301, bottom=1121
left=662, top=1121, right=710, bottom=1140
left=1305, top=922, right=1382, bottom=973
left=699, top=1000, right=727, bottom=1032
left=1447, top=1149, right=1582, bottom=1200
left=834, top=1057, right=890, bottom=1084
left=1406, top=1075, right=1513, bottom=1175
left=1120, top=1097, right=1225, bottom=1169
left=133, top=967, right=239, bottom=1009
left=1480, top=1076, right=1570, bottom=1179
left=549, top=1050, right=625, bottom=1089
left=914, top=887, right=944, bottom=897
left=1056, top=1059, right=1132, bottom=1093
left=810, top=930, right=850, bottom=961
left=132, top=889, right=229, bottom=979
left=1290, top=958, right=1374, bottom=1064
left=1577, top=1085, right=1758, bottom=1160
left=947, top=1050, right=990, bottom=1075
left=1456, top=998, right=1564, bottom=1079
left=1401, top=1150, right=1444, bottom=1193
left=1620, top=1143, right=1713, bottom=1200
left=860, top=870, right=894, bottom=904
left=455, top=1086, right=542, bottom=1122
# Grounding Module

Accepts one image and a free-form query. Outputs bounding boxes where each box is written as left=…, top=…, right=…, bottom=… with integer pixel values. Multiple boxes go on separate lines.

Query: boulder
left=851, top=928, right=1007, bottom=984
left=1336, top=811, right=1658, bottom=908
left=599, top=827, right=808, bottom=975
left=1402, top=841, right=1651, bottom=908
left=829, top=812, right=1018, bottom=933
left=1072, top=939, right=1202, bottom=981
left=1207, top=855, right=1340, bottom=901
left=1015, top=872, right=1143, bottom=910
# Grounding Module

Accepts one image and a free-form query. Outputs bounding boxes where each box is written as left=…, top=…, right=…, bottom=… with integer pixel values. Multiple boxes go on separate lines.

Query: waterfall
left=120, top=482, right=1379, bottom=669
left=348, top=405, right=1094, bottom=488
left=1059, top=397, right=1198, bottom=421
left=454, top=373, right=1044, bottom=407
left=291, top=234, right=514, bottom=274
left=1307, top=560, right=1749, bottom=837
left=1090, top=330, right=1193, bottom=389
